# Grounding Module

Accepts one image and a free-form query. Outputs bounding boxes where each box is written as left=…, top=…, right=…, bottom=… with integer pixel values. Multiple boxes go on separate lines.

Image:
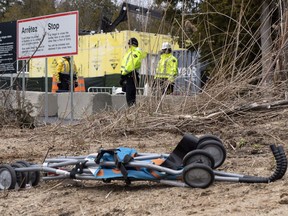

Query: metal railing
left=87, top=86, right=145, bottom=95
left=87, top=86, right=114, bottom=94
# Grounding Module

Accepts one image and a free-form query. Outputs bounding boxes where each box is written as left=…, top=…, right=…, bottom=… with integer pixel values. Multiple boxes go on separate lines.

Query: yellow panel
left=74, top=35, right=89, bottom=77
left=29, top=30, right=182, bottom=78
left=29, top=58, right=45, bottom=77
left=29, top=57, right=59, bottom=77
left=89, top=34, right=105, bottom=77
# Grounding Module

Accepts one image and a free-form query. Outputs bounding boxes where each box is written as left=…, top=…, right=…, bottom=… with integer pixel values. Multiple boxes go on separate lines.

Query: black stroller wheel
left=10, top=163, right=28, bottom=188
left=16, top=160, right=31, bottom=185
left=198, top=135, right=223, bottom=145
left=197, top=140, right=227, bottom=169
left=29, top=163, right=41, bottom=187
left=183, top=149, right=215, bottom=168
left=183, top=163, right=214, bottom=188
left=0, top=164, right=17, bottom=190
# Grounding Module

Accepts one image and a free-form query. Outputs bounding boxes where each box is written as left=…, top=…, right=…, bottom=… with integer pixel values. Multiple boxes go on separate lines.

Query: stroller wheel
left=198, top=134, right=223, bottom=145
left=183, top=163, right=214, bottom=188
left=10, top=163, right=27, bottom=188
left=197, top=140, right=226, bottom=169
left=183, top=149, right=215, bottom=168
left=28, top=162, right=41, bottom=187
left=0, top=164, right=17, bottom=190
left=16, top=160, right=31, bottom=185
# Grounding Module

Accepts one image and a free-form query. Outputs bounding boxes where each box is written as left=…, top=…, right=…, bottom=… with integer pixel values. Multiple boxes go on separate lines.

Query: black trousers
left=57, top=73, right=77, bottom=92
left=122, top=71, right=139, bottom=107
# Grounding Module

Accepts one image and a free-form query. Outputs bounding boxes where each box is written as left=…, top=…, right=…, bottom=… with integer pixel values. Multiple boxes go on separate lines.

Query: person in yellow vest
left=119, top=37, right=145, bottom=106
left=154, top=42, right=178, bottom=95
left=54, top=56, right=78, bottom=92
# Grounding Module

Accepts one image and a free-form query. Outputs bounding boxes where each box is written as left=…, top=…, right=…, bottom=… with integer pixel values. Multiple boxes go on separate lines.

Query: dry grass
left=0, top=2, right=287, bottom=154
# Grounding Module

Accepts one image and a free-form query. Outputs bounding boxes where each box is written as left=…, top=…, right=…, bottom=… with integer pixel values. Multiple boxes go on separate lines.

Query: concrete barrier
left=0, top=90, right=57, bottom=117
left=57, top=92, right=113, bottom=119
left=0, top=90, right=191, bottom=120
left=25, top=91, right=58, bottom=117
left=111, top=94, right=127, bottom=110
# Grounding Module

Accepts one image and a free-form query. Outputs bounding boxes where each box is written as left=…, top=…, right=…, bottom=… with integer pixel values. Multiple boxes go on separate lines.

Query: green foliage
left=0, top=0, right=57, bottom=21
left=236, top=137, right=247, bottom=148
left=21, top=0, right=56, bottom=18
left=0, top=0, right=17, bottom=19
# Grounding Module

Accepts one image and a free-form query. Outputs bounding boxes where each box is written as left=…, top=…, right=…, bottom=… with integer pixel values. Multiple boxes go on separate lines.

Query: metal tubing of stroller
left=214, top=170, right=245, bottom=178
left=45, top=154, right=168, bottom=163
left=214, top=176, right=240, bottom=182
left=159, top=180, right=187, bottom=187
left=137, top=153, right=170, bottom=157
left=45, top=160, right=82, bottom=168
left=44, top=159, right=80, bottom=164
left=134, top=154, right=166, bottom=160
left=46, top=156, right=87, bottom=160
left=14, top=166, right=70, bottom=176
left=43, top=173, right=95, bottom=181
left=48, top=153, right=170, bottom=161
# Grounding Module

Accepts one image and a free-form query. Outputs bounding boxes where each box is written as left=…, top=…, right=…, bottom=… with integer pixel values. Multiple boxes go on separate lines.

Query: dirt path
left=1, top=108, right=288, bottom=216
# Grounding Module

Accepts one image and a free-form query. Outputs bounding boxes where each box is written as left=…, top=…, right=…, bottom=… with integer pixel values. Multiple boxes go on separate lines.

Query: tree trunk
left=274, top=0, right=288, bottom=83
left=260, top=0, right=273, bottom=85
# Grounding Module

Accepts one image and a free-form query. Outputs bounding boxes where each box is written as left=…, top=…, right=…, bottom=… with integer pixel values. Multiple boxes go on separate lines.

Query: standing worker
left=155, top=42, right=178, bottom=95
left=54, top=56, right=78, bottom=92
left=119, top=37, right=144, bottom=106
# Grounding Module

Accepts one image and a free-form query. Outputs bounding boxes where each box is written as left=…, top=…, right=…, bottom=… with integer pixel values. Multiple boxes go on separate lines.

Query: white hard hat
left=162, top=42, right=171, bottom=50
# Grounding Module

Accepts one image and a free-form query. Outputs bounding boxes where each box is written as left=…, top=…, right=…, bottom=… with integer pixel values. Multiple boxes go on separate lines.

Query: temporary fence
left=87, top=86, right=144, bottom=95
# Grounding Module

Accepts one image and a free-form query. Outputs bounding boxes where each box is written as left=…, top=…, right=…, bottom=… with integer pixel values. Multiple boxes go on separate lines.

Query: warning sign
left=0, top=21, right=17, bottom=73
left=17, top=11, right=78, bottom=60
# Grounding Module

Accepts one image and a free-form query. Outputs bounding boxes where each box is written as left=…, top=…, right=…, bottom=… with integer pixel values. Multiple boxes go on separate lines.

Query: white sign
left=17, top=11, right=78, bottom=60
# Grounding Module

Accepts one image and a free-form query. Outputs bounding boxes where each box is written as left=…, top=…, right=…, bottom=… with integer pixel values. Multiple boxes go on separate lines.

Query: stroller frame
left=0, top=134, right=287, bottom=190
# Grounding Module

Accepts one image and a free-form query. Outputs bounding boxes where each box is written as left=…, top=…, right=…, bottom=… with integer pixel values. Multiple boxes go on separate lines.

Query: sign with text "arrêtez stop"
left=17, top=11, right=78, bottom=60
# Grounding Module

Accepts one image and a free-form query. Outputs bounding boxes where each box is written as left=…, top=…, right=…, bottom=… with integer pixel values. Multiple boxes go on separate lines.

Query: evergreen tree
left=0, top=0, right=56, bottom=21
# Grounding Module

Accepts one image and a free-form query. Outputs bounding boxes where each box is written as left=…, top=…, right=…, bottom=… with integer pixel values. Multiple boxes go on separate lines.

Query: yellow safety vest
left=54, top=58, right=78, bottom=82
left=155, top=53, right=178, bottom=82
left=121, top=46, right=144, bottom=76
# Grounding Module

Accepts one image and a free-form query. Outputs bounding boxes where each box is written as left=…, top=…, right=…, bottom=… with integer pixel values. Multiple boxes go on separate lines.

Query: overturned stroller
left=0, top=134, right=287, bottom=190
